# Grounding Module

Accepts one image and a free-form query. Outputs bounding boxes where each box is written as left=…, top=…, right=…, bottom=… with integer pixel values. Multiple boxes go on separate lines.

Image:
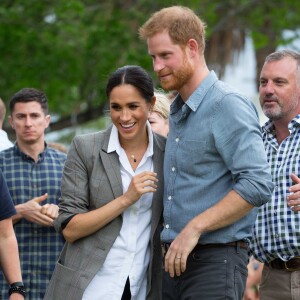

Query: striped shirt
left=251, top=116, right=300, bottom=263
left=0, top=144, right=66, bottom=299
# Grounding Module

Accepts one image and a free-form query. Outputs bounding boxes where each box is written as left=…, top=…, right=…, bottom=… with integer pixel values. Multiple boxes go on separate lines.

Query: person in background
left=44, top=65, right=166, bottom=300
left=250, top=49, right=300, bottom=300
left=0, top=88, right=66, bottom=299
left=149, top=90, right=170, bottom=137
left=0, top=170, right=25, bottom=300
left=139, top=6, right=274, bottom=299
left=243, top=257, right=263, bottom=300
left=0, top=97, right=13, bottom=151
left=47, top=141, right=68, bottom=154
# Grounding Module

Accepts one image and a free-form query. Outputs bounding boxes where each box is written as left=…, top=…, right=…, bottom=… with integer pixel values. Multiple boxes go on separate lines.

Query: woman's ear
left=150, top=95, right=156, bottom=111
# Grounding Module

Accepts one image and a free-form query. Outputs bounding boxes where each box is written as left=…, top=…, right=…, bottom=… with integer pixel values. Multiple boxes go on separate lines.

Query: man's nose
left=153, top=58, right=164, bottom=73
left=262, top=81, right=275, bottom=94
left=24, top=116, right=32, bottom=126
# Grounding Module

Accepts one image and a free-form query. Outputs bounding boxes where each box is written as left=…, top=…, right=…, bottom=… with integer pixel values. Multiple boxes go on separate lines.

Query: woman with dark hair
left=44, top=65, right=165, bottom=300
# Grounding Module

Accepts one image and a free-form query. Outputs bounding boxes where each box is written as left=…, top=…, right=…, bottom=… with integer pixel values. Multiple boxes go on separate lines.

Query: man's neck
left=179, top=64, right=209, bottom=102
left=273, top=120, right=291, bottom=145
left=17, top=140, right=45, bottom=163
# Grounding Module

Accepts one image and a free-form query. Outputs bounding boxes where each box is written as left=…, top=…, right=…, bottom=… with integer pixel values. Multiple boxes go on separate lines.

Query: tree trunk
left=254, top=20, right=277, bottom=90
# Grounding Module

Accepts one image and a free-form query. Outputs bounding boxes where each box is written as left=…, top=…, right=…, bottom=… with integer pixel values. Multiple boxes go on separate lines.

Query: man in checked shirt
left=250, top=49, right=300, bottom=300
left=0, top=88, right=66, bottom=299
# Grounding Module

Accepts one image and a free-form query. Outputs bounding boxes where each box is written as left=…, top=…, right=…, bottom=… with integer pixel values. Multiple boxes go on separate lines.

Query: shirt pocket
left=179, top=140, right=209, bottom=175
left=180, top=140, right=207, bottom=154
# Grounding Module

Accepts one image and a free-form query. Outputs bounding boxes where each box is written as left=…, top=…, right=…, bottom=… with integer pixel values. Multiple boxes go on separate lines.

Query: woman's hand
left=123, top=171, right=158, bottom=205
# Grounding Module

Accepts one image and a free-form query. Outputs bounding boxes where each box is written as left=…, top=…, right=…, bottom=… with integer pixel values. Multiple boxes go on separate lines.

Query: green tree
left=0, top=0, right=299, bottom=133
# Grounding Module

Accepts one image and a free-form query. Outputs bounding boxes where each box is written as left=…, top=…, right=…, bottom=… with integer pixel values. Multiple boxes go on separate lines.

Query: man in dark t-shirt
left=0, top=169, right=25, bottom=299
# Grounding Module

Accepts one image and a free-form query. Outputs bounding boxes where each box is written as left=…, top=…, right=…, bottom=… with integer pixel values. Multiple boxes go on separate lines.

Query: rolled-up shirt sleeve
left=213, top=93, right=274, bottom=207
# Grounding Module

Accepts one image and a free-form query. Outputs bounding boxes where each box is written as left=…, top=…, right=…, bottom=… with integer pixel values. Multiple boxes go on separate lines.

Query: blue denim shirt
left=161, top=71, right=273, bottom=244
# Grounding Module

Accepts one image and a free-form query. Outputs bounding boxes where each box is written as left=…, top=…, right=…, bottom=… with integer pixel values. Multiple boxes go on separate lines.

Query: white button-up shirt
left=0, top=129, right=13, bottom=151
left=83, top=123, right=154, bottom=300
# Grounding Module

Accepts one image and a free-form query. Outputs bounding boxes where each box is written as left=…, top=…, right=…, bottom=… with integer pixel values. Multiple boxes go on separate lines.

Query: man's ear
left=45, top=114, right=51, bottom=128
left=187, top=39, right=198, bottom=57
left=8, top=115, right=14, bottom=130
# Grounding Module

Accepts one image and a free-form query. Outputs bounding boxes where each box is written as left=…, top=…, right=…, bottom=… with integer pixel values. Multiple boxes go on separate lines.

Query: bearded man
left=139, top=6, right=274, bottom=299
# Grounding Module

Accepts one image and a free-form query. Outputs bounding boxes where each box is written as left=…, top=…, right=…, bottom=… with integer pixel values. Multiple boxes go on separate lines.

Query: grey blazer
left=44, top=126, right=165, bottom=300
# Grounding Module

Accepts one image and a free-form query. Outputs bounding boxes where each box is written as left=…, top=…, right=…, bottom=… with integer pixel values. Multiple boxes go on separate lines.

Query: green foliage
left=0, top=0, right=300, bottom=122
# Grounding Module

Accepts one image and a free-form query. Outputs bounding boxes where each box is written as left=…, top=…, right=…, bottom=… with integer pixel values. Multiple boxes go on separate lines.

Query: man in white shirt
left=0, top=98, right=13, bottom=151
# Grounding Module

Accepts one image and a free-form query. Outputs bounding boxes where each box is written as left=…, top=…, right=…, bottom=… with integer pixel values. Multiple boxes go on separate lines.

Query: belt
left=268, top=257, right=300, bottom=272
left=163, top=240, right=248, bottom=253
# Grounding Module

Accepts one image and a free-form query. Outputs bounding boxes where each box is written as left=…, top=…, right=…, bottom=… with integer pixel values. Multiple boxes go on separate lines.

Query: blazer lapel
left=99, top=127, right=123, bottom=199
left=151, top=134, right=165, bottom=233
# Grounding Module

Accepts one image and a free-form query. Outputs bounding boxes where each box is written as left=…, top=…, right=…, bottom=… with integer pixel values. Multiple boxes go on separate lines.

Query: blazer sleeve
left=53, top=135, right=92, bottom=233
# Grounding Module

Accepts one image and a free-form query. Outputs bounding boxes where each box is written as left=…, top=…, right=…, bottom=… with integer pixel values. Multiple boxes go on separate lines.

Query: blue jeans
left=163, top=244, right=248, bottom=300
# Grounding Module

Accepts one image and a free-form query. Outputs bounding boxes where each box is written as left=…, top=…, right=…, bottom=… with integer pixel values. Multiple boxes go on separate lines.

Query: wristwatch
left=8, top=282, right=26, bottom=298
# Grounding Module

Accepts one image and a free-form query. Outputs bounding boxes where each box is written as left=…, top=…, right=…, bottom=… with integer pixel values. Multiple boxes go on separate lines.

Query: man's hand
left=40, top=202, right=59, bottom=219
left=242, top=287, right=259, bottom=300
left=165, top=220, right=200, bottom=277
left=287, top=173, right=300, bottom=212
left=16, top=193, right=56, bottom=226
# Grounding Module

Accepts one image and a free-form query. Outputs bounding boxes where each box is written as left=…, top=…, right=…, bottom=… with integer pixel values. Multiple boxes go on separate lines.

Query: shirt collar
left=171, top=70, right=218, bottom=114
left=14, top=142, right=47, bottom=162
left=107, top=121, right=154, bottom=158
left=262, top=114, right=300, bottom=134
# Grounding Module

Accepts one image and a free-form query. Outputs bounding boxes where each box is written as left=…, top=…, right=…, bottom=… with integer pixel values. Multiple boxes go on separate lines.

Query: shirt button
left=172, top=167, right=176, bottom=172
left=168, top=196, right=172, bottom=201
left=277, top=161, right=281, bottom=166
left=175, top=137, right=179, bottom=143
left=165, top=224, right=170, bottom=229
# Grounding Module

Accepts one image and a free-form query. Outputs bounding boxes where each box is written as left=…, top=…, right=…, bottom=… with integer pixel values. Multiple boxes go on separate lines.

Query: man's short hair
left=10, top=88, right=48, bottom=114
left=139, top=6, right=206, bottom=54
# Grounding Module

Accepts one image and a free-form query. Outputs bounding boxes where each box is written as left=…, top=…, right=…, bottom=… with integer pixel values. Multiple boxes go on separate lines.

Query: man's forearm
left=191, top=190, right=254, bottom=235
left=0, top=220, right=22, bottom=284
